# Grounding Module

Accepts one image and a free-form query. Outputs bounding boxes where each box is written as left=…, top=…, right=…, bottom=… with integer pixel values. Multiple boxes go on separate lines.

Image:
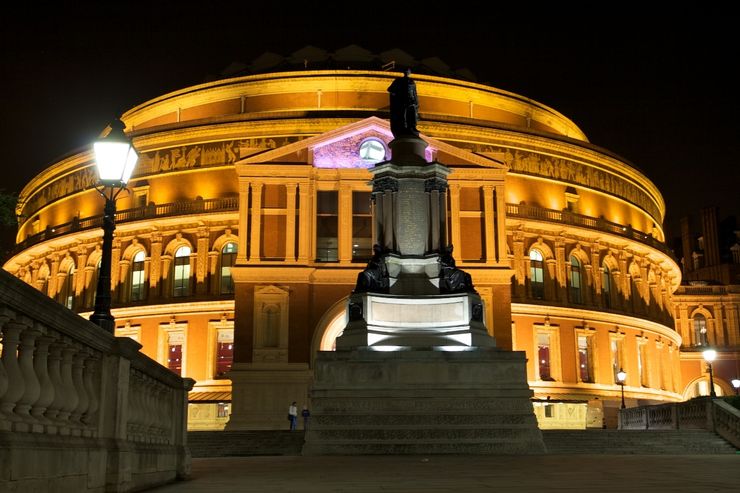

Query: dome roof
left=217, top=45, right=478, bottom=82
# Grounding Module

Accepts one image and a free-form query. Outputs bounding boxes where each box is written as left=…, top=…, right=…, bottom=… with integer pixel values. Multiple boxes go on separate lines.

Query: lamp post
left=702, top=348, right=717, bottom=398
left=89, top=119, right=138, bottom=333
left=732, top=378, right=740, bottom=396
left=616, top=368, right=627, bottom=409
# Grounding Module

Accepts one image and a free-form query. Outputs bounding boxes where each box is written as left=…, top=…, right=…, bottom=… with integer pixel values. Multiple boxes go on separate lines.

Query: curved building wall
left=5, top=70, right=686, bottom=429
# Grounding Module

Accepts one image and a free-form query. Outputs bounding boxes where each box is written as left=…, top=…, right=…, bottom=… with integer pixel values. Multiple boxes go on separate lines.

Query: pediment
left=236, top=117, right=506, bottom=170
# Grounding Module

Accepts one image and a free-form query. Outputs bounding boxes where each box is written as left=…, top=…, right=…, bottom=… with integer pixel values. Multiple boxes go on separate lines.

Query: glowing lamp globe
left=616, top=369, right=627, bottom=383
left=702, top=349, right=717, bottom=363
left=94, top=119, right=138, bottom=186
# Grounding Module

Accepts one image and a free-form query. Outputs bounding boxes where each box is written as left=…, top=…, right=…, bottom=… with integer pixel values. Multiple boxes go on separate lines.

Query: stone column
left=49, top=255, right=60, bottom=297
left=338, top=186, right=352, bottom=263
left=237, top=179, right=250, bottom=263
left=713, top=303, right=726, bottom=346
left=75, top=247, right=89, bottom=299
left=297, top=181, right=311, bottom=264
left=591, top=245, right=602, bottom=307
left=512, top=232, right=525, bottom=298
left=285, top=182, right=297, bottom=262
left=726, top=303, right=739, bottom=346
left=676, top=303, right=689, bottom=345
left=483, top=185, right=495, bottom=264
left=249, top=182, right=263, bottom=262
left=554, top=240, right=567, bottom=302
left=118, top=259, right=130, bottom=303
left=494, top=184, right=507, bottom=263
left=196, top=226, right=210, bottom=295
left=111, top=239, right=121, bottom=300
left=449, top=183, right=461, bottom=251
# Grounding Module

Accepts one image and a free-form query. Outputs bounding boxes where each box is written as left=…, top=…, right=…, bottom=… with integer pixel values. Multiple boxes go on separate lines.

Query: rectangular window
left=217, top=402, right=230, bottom=418
left=638, top=341, right=649, bottom=387
left=316, top=191, right=338, bottom=262
left=131, top=257, right=146, bottom=301
left=167, top=331, right=185, bottom=376
left=215, top=328, right=234, bottom=378
left=577, top=335, right=593, bottom=383
left=537, top=332, right=552, bottom=381
left=173, top=255, right=190, bottom=297
left=352, top=191, right=373, bottom=262
left=610, top=337, right=624, bottom=383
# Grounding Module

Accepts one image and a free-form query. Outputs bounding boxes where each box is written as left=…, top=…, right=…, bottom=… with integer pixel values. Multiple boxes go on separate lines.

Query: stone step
left=541, top=429, right=737, bottom=455
left=310, top=428, right=543, bottom=441
left=187, top=431, right=304, bottom=457
left=304, top=441, right=545, bottom=455
left=313, top=414, right=536, bottom=426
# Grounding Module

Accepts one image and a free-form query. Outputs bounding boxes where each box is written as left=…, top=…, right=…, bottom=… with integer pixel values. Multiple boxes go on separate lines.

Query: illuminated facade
left=7, top=59, right=730, bottom=429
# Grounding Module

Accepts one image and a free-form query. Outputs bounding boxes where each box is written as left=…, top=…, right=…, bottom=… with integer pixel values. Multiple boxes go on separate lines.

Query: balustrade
left=618, top=397, right=740, bottom=449
left=0, top=267, right=194, bottom=491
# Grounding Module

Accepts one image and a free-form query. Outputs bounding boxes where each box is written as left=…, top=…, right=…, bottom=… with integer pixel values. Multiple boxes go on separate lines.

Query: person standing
left=288, top=401, right=298, bottom=431
left=301, top=405, right=311, bottom=431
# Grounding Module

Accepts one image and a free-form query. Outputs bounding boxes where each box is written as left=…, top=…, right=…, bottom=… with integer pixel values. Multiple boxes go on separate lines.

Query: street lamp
left=732, top=378, right=740, bottom=396
left=702, top=348, right=717, bottom=398
left=89, top=119, right=138, bottom=332
left=616, top=368, right=627, bottom=409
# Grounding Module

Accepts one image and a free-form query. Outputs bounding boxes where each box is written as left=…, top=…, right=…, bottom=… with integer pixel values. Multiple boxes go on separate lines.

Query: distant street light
left=702, top=348, right=717, bottom=398
left=732, top=378, right=740, bottom=396
left=616, top=368, right=627, bottom=409
left=89, top=119, right=138, bottom=333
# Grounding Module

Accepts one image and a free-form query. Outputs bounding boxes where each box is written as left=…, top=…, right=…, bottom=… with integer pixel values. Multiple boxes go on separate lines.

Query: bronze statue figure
left=353, top=244, right=390, bottom=294
left=439, top=245, right=476, bottom=294
left=387, top=69, right=420, bottom=137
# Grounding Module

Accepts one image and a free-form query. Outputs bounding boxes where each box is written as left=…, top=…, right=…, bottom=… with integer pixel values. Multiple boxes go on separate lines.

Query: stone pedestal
left=303, top=348, right=546, bottom=455
left=336, top=292, right=494, bottom=349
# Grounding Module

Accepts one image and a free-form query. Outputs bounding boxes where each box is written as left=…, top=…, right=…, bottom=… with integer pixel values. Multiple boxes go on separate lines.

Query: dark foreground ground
left=149, top=454, right=740, bottom=492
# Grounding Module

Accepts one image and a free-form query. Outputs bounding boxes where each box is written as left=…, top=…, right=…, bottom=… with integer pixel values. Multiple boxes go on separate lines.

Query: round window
left=359, top=138, right=386, bottom=162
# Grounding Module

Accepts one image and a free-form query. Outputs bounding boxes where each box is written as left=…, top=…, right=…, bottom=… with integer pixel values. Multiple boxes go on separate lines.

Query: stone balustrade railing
left=0, top=267, right=195, bottom=492
left=15, top=195, right=239, bottom=252
left=619, top=397, right=740, bottom=449
left=507, top=202, right=675, bottom=258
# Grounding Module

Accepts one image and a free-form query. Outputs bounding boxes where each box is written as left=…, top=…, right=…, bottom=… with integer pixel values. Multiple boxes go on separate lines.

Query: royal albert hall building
left=5, top=49, right=699, bottom=430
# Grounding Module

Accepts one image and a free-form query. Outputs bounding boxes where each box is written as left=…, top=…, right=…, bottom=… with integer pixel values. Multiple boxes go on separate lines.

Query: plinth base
left=303, top=348, right=546, bottom=455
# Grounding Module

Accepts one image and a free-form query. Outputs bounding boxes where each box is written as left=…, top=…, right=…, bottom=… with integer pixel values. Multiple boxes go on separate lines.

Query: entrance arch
left=309, top=296, right=348, bottom=366
left=682, top=375, right=729, bottom=399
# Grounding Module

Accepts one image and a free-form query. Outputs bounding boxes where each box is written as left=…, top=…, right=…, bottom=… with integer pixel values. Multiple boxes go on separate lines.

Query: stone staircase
left=188, top=431, right=305, bottom=457
left=188, top=428, right=737, bottom=457
left=542, top=429, right=738, bottom=455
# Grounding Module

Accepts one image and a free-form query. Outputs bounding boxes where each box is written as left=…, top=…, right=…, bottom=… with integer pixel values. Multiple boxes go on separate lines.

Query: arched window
left=130, top=251, right=146, bottom=301
left=220, top=242, right=237, bottom=294
left=602, top=265, right=612, bottom=308
left=530, top=249, right=545, bottom=299
left=569, top=255, right=582, bottom=304
left=693, top=314, right=708, bottom=346
left=173, top=246, right=191, bottom=297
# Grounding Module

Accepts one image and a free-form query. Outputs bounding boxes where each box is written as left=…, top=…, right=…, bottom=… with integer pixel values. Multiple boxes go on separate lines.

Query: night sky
left=2, top=6, right=738, bottom=240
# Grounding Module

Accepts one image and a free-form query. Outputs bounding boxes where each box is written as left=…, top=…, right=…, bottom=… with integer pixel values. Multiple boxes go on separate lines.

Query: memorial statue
left=387, top=69, right=419, bottom=137
left=353, top=244, right=390, bottom=294
left=439, top=245, right=476, bottom=294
